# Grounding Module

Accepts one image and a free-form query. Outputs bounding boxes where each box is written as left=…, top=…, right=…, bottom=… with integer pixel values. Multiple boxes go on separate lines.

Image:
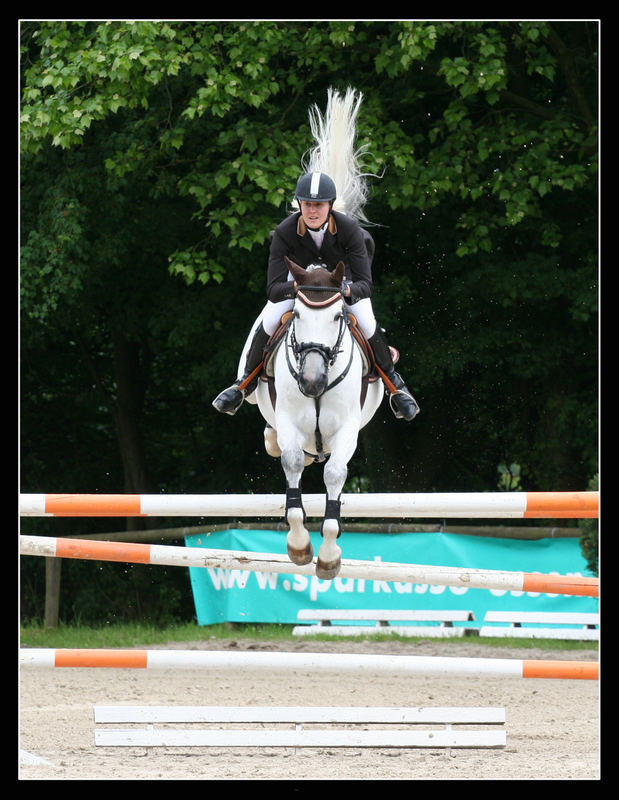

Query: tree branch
left=544, top=23, right=596, bottom=128
left=497, top=89, right=557, bottom=121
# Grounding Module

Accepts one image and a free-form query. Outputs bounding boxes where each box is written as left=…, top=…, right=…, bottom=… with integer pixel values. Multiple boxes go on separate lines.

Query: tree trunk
left=112, top=330, right=153, bottom=529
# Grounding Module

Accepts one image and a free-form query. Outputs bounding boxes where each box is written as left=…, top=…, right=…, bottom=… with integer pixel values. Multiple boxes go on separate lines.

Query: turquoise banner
left=185, top=529, right=597, bottom=628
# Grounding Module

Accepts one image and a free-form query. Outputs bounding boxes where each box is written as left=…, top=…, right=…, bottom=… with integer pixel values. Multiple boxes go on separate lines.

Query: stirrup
left=212, top=382, right=245, bottom=416
left=388, top=388, right=420, bottom=421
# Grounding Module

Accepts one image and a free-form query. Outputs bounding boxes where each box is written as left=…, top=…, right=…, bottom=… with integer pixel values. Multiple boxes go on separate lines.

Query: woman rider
left=212, top=170, right=420, bottom=422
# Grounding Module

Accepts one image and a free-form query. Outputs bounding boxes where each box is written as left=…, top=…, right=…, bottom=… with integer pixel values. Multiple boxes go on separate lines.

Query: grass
left=19, top=621, right=598, bottom=652
left=19, top=621, right=294, bottom=649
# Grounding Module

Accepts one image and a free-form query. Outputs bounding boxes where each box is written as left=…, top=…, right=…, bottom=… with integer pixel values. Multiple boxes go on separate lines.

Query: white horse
left=232, top=87, right=389, bottom=578
left=242, top=258, right=384, bottom=579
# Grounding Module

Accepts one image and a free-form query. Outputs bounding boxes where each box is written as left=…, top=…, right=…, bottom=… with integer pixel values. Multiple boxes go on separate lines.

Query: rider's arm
left=266, top=223, right=297, bottom=302
left=336, top=217, right=373, bottom=304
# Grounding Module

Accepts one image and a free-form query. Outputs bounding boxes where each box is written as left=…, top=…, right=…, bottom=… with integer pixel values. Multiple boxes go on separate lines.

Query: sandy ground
left=19, top=637, right=600, bottom=782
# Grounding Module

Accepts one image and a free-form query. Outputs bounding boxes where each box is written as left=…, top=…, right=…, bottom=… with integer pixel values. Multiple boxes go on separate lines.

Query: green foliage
left=497, top=463, right=522, bottom=491
left=21, top=21, right=598, bottom=272
left=20, top=21, right=598, bottom=623
left=579, top=474, right=599, bottom=576
left=20, top=180, right=91, bottom=320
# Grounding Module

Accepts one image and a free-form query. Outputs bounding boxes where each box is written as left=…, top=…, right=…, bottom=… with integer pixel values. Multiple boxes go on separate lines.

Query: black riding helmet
left=295, top=172, right=337, bottom=203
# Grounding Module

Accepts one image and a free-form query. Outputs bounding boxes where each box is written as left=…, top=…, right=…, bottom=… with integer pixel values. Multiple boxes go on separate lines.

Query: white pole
left=19, top=491, right=599, bottom=518
left=19, top=648, right=598, bottom=679
left=19, top=535, right=599, bottom=596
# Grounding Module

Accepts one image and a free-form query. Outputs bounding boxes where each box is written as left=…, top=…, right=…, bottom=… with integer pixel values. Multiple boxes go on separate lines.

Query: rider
left=212, top=171, right=420, bottom=422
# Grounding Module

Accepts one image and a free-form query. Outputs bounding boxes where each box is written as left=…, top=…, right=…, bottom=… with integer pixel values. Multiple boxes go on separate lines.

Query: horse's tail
left=298, top=87, right=373, bottom=223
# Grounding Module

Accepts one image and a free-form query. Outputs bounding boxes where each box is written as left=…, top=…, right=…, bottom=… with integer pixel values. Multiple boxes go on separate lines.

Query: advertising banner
left=186, top=529, right=597, bottom=629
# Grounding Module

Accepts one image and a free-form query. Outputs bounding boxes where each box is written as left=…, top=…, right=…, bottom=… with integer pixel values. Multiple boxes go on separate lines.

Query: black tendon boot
left=368, top=329, right=420, bottom=421
left=212, top=323, right=271, bottom=415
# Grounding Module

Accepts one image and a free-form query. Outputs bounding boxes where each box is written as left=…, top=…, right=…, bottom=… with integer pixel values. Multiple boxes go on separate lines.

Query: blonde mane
left=292, top=87, right=374, bottom=223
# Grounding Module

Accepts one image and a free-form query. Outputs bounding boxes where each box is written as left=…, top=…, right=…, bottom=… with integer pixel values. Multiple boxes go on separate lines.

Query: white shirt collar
left=307, top=222, right=328, bottom=249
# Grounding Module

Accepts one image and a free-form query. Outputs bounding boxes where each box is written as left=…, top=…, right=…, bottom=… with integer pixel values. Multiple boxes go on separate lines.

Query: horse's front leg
left=316, top=427, right=358, bottom=579
left=281, top=445, right=313, bottom=566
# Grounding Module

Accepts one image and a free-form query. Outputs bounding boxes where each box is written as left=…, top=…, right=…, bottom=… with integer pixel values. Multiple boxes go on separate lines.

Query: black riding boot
left=368, top=328, right=420, bottom=421
left=212, top=323, right=271, bottom=416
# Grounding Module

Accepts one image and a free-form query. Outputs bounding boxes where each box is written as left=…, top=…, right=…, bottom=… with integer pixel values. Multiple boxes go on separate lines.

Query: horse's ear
left=285, top=256, right=306, bottom=283
left=334, top=261, right=346, bottom=285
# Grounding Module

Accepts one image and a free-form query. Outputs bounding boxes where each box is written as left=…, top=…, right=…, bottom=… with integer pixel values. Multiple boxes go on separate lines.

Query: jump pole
left=20, top=535, right=599, bottom=597
left=19, top=491, right=599, bottom=519
left=19, top=648, right=598, bottom=680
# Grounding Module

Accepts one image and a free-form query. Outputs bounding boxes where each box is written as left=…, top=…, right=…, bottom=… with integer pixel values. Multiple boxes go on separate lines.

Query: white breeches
left=262, top=296, right=377, bottom=339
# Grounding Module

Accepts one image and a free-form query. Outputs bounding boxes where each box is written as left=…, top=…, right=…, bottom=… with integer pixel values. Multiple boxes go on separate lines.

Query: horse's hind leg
left=264, top=425, right=282, bottom=458
left=281, top=447, right=313, bottom=566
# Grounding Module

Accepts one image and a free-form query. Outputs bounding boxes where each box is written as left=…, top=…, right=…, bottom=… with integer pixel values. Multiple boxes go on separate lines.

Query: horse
left=244, top=257, right=384, bottom=579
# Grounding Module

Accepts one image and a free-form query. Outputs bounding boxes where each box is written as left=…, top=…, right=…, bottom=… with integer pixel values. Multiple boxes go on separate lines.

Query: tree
left=21, top=20, right=597, bottom=501
left=20, top=20, right=597, bottom=624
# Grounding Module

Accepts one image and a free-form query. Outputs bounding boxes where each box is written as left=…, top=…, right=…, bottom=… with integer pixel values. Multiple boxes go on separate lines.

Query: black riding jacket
left=267, top=210, right=374, bottom=305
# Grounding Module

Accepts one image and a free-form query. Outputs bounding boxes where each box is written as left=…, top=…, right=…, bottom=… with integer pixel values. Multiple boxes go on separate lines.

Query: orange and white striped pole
left=19, top=648, right=598, bottom=679
left=19, top=491, right=599, bottom=519
left=20, top=535, right=599, bottom=596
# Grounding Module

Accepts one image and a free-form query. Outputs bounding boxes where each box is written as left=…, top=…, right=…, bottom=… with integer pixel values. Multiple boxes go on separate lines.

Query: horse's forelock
left=305, top=266, right=337, bottom=285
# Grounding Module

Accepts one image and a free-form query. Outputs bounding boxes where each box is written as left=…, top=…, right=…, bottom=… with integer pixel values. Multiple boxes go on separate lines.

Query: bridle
left=283, top=283, right=357, bottom=463
left=285, top=285, right=354, bottom=397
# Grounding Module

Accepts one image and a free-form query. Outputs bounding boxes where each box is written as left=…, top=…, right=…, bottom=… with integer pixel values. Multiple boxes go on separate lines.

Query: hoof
left=315, top=559, right=341, bottom=580
left=287, top=542, right=314, bottom=566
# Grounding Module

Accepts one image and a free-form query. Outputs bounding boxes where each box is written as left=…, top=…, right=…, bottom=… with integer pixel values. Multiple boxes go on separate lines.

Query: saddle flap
left=347, top=314, right=374, bottom=376
left=263, top=312, right=293, bottom=378
left=348, top=313, right=399, bottom=372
